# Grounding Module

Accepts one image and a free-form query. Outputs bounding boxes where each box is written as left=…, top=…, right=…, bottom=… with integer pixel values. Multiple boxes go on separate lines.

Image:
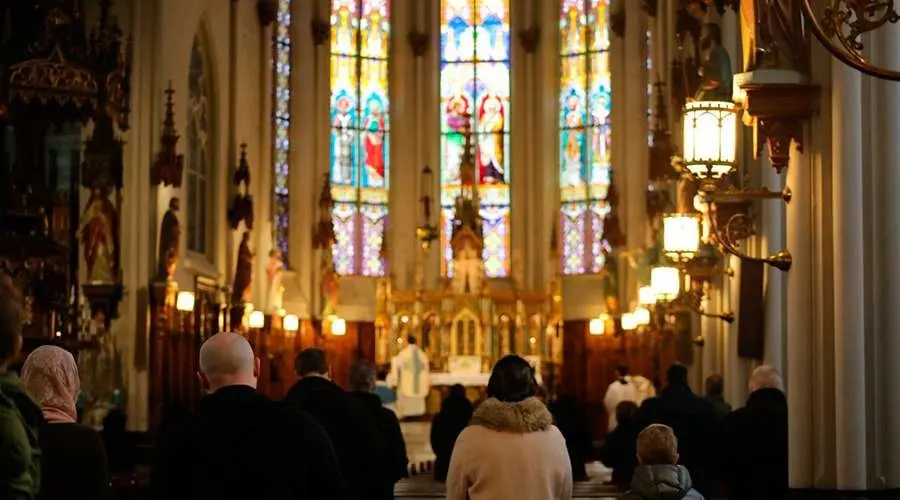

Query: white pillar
left=723, top=255, right=747, bottom=406
left=623, top=0, right=647, bottom=300
left=761, top=150, right=784, bottom=373
left=831, top=60, right=867, bottom=490
left=785, top=141, right=813, bottom=487
left=875, top=21, right=900, bottom=488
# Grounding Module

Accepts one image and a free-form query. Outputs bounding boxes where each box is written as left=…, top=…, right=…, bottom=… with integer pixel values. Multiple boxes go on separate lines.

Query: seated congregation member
left=636, top=362, right=716, bottom=496
left=446, top=355, right=573, bottom=500
left=285, top=348, right=384, bottom=499
left=21, top=346, right=108, bottom=500
left=152, top=333, right=341, bottom=500
left=347, top=359, right=408, bottom=499
left=718, top=365, right=788, bottom=500
left=101, top=409, right=136, bottom=476
left=598, top=400, right=640, bottom=490
left=429, top=384, right=473, bottom=482
left=620, top=424, right=704, bottom=500
left=549, top=394, right=593, bottom=482
left=0, top=273, right=42, bottom=500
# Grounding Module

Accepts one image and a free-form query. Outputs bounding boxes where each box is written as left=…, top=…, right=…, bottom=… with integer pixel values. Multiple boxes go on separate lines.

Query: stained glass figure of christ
left=440, top=0, right=511, bottom=278
left=559, top=0, right=612, bottom=275
left=329, top=0, right=390, bottom=276
left=273, top=0, right=292, bottom=263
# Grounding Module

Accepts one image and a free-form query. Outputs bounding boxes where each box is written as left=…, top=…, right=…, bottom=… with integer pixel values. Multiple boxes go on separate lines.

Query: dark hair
left=449, top=383, right=466, bottom=399
left=616, top=364, right=630, bottom=377
left=295, top=348, right=328, bottom=376
left=703, top=22, right=722, bottom=45
left=376, top=367, right=389, bottom=381
left=407, top=335, right=417, bottom=345
left=487, top=355, right=536, bottom=403
left=705, top=373, right=724, bottom=396
left=666, top=362, right=688, bottom=386
left=615, top=400, right=638, bottom=424
left=0, top=274, right=23, bottom=363
left=348, top=359, right=376, bottom=392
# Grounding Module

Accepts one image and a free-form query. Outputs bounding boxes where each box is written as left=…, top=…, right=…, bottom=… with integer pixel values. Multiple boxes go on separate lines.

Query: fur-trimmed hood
left=470, top=397, right=553, bottom=434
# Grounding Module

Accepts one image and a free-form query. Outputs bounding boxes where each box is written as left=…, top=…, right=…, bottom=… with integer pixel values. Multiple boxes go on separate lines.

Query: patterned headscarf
left=21, top=345, right=79, bottom=423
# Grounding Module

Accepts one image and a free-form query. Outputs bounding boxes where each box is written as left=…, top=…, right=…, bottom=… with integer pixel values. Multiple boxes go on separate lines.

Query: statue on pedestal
left=79, top=187, right=117, bottom=284
left=266, top=248, right=285, bottom=313
left=696, top=22, right=734, bottom=100
left=741, top=0, right=808, bottom=73
left=157, top=197, right=181, bottom=281
left=231, top=231, right=254, bottom=305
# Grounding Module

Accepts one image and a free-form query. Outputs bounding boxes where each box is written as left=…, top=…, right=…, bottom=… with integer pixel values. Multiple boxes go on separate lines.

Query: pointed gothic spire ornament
left=228, top=143, right=254, bottom=231
left=151, top=84, right=184, bottom=187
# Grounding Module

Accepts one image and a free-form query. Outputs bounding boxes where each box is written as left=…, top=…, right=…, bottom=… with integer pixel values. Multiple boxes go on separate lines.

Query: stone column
left=723, top=255, right=747, bottom=406
left=875, top=21, right=900, bottom=488
left=761, top=150, right=784, bottom=372
left=831, top=59, right=867, bottom=490
left=535, top=0, right=559, bottom=291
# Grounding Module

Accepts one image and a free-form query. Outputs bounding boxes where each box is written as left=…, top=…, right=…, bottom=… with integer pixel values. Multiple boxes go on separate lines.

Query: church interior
left=4, top=0, right=900, bottom=497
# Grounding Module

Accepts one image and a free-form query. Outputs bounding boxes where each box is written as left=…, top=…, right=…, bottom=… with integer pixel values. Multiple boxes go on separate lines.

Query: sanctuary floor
left=396, top=422, right=619, bottom=499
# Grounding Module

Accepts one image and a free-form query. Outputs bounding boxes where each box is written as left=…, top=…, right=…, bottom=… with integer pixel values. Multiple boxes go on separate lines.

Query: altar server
left=388, top=336, right=430, bottom=419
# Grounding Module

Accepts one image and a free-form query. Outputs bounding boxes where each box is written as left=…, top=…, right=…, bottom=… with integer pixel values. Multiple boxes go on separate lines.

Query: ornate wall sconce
left=662, top=213, right=702, bottom=263
left=650, top=265, right=734, bottom=323
left=801, top=1, right=900, bottom=81
left=248, top=310, right=265, bottom=330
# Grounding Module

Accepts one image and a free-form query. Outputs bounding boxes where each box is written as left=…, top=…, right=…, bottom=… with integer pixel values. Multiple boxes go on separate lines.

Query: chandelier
left=801, top=0, right=900, bottom=81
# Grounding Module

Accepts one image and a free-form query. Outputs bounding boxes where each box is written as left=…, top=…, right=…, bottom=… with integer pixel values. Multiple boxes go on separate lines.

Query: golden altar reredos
left=374, top=133, right=563, bottom=388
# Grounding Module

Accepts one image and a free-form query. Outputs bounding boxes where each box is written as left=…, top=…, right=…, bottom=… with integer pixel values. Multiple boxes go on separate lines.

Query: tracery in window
left=439, top=0, right=511, bottom=278
left=273, top=0, right=292, bottom=263
left=329, top=0, right=390, bottom=276
left=187, top=32, right=212, bottom=254
left=559, top=0, right=611, bottom=275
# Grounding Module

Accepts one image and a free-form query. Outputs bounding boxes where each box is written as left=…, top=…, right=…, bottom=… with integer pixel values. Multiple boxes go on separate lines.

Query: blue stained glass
left=273, top=0, right=292, bottom=264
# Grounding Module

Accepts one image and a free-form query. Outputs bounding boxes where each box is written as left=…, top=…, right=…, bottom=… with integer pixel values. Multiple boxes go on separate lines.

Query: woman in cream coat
left=446, top=356, right=573, bottom=500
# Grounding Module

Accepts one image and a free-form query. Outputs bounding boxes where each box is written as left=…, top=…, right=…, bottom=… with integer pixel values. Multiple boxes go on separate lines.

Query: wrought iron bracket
left=706, top=198, right=793, bottom=272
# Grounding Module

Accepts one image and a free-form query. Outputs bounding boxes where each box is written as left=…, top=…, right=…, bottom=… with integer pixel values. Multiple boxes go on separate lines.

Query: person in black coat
left=598, top=400, right=640, bottom=490
left=285, top=348, right=386, bottom=499
left=703, top=373, right=732, bottom=423
left=636, top=362, right=717, bottom=496
left=347, top=359, right=408, bottom=499
left=152, top=333, right=342, bottom=500
left=430, top=384, right=473, bottom=482
left=718, top=365, right=788, bottom=500
left=549, top=394, right=593, bottom=481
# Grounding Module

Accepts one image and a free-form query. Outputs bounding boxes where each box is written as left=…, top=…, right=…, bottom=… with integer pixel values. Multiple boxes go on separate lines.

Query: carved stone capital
left=311, top=17, right=329, bottom=47
left=517, top=26, right=540, bottom=54
left=610, top=9, right=625, bottom=38
left=257, top=0, right=277, bottom=27
left=738, top=82, right=819, bottom=173
left=407, top=30, right=429, bottom=57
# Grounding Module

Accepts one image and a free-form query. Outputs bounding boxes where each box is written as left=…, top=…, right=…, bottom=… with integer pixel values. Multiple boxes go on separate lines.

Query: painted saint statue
left=388, top=336, right=430, bottom=418
left=80, top=187, right=117, bottom=284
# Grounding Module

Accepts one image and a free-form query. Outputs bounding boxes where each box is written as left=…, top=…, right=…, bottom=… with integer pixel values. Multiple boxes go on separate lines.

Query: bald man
left=718, top=365, right=788, bottom=500
left=151, top=333, right=343, bottom=500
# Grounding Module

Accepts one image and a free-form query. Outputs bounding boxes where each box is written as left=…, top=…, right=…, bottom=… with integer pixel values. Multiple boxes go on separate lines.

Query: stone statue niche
left=450, top=133, right=486, bottom=295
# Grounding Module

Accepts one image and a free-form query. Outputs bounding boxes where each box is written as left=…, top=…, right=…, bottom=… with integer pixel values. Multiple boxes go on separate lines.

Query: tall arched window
left=439, top=0, right=511, bottom=278
left=559, top=0, right=611, bottom=275
left=273, top=0, right=292, bottom=263
left=187, top=32, right=213, bottom=254
left=329, top=0, right=390, bottom=277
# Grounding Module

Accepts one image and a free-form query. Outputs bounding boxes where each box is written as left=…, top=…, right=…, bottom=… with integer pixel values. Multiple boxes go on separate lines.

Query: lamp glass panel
left=682, top=100, right=737, bottom=179
left=633, top=306, right=651, bottom=325
left=638, top=286, right=656, bottom=305
left=621, top=312, right=638, bottom=331
left=332, top=317, right=347, bottom=336
left=283, top=314, right=300, bottom=332
left=589, top=318, right=605, bottom=336
left=651, top=266, right=681, bottom=301
left=248, top=310, right=265, bottom=329
left=663, top=214, right=701, bottom=259
left=176, top=291, right=195, bottom=312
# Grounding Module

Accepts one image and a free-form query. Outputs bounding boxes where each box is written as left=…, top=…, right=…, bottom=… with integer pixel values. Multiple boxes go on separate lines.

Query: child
left=620, top=424, right=704, bottom=500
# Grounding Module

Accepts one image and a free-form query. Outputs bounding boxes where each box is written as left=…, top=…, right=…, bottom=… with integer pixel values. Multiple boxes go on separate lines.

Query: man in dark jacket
left=285, top=348, right=385, bottom=499
left=718, top=365, right=788, bottom=500
left=430, top=384, right=473, bottom=482
left=620, top=424, right=703, bottom=500
left=152, top=333, right=342, bottom=500
left=636, top=362, right=716, bottom=496
left=0, top=273, right=42, bottom=500
left=347, top=359, right=408, bottom=499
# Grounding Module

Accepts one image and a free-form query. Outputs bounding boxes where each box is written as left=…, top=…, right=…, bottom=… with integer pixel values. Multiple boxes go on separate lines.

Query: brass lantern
left=682, top=100, right=738, bottom=189
left=663, top=213, right=702, bottom=263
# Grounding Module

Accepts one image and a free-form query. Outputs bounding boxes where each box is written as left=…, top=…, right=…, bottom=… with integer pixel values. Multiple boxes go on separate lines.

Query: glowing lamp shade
left=283, top=314, right=300, bottom=332
left=589, top=318, right=606, bottom=336
left=175, top=291, right=195, bottom=312
left=651, top=266, right=681, bottom=302
left=633, top=306, right=651, bottom=326
left=663, top=213, right=702, bottom=262
left=682, top=100, right=738, bottom=182
left=248, top=310, right=265, bottom=329
left=621, top=313, right=638, bottom=331
left=330, top=316, right=347, bottom=336
left=638, top=286, right=656, bottom=305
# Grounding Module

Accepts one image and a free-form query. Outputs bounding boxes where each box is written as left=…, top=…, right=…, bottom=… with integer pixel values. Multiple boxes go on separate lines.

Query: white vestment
left=388, top=344, right=431, bottom=418
left=603, top=377, right=639, bottom=431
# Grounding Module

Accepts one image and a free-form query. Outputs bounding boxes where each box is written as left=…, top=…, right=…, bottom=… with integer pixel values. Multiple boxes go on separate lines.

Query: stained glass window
left=273, top=0, right=292, bottom=263
left=187, top=32, right=211, bottom=254
left=440, top=0, right=511, bottom=278
left=559, top=0, right=611, bottom=275
left=329, top=0, right=390, bottom=276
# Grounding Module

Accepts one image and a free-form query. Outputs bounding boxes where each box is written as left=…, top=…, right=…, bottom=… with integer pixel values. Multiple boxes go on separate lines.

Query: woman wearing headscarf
left=446, top=355, right=573, bottom=500
left=21, top=346, right=108, bottom=500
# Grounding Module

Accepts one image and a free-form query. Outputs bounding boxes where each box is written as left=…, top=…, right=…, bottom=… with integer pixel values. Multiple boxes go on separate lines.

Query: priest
left=388, top=336, right=430, bottom=419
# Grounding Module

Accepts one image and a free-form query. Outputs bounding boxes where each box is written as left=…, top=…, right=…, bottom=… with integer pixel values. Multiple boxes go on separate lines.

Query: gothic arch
left=185, top=22, right=217, bottom=255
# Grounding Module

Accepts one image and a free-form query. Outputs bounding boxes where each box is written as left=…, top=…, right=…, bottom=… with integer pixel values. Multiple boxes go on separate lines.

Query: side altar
left=374, top=132, right=562, bottom=412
